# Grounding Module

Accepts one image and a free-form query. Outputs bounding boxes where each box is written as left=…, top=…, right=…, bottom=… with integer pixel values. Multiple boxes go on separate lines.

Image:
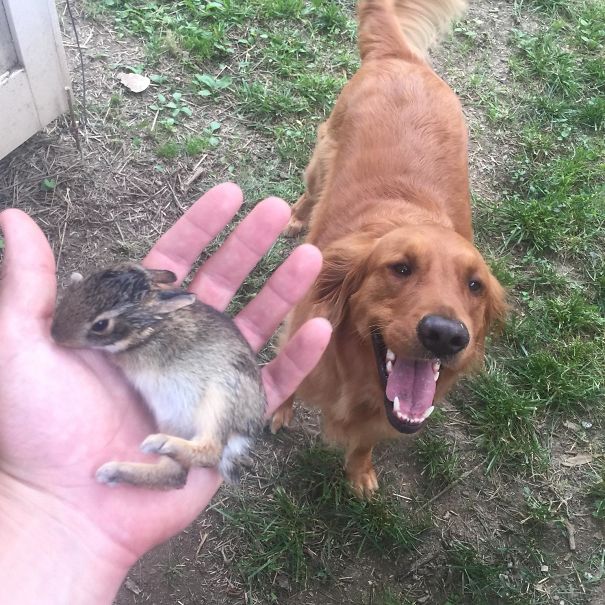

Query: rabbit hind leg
left=96, top=455, right=188, bottom=489
left=140, top=432, right=222, bottom=468
left=140, top=383, right=229, bottom=468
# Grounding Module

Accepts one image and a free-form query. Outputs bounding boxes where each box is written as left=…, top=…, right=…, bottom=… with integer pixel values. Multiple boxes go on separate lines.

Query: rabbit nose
left=417, top=315, right=470, bottom=356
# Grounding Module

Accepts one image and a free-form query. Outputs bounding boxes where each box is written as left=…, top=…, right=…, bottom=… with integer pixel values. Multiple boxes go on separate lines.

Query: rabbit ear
left=147, top=269, right=178, bottom=285
left=148, top=289, right=197, bottom=314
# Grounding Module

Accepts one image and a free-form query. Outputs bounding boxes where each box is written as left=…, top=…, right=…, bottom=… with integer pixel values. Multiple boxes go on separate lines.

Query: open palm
left=0, top=183, right=330, bottom=570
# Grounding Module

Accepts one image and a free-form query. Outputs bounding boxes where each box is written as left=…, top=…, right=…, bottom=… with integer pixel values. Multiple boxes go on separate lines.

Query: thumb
left=0, top=209, right=57, bottom=324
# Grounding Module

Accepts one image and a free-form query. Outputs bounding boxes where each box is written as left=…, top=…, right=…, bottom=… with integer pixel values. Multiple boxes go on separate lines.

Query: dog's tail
left=358, top=0, right=467, bottom=62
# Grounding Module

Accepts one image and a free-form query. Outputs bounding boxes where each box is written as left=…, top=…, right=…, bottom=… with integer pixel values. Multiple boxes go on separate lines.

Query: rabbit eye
left=91, top=319, right=110, bottom=333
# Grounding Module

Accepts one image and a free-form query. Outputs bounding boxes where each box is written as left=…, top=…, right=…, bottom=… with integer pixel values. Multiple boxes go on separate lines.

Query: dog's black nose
left=417, top=315, right=470, bottom=356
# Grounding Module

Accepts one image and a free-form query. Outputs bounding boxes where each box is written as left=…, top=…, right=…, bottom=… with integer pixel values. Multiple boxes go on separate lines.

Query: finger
left=262, top=318, right=332, bottom=416
left=0, top=209, right=56, bottom=323
left=235, top=244, right=323, bottom=352
left=143, top=182, right=243, bottom=283
left=189, top=197, right=291, bottom=310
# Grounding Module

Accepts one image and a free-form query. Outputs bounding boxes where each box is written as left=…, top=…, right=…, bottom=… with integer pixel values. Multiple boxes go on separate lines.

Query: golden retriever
left=271, top=0, right=506, bottom=497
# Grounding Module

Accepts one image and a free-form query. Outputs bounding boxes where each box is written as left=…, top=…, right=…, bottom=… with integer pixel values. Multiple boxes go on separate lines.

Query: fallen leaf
left=118, top=72, right=150, bottom=93
left=561, top=453, right=593, bottom=467
left=124, top=578, right=142, bottom=595
left=562, top=420, right=580, bottom=431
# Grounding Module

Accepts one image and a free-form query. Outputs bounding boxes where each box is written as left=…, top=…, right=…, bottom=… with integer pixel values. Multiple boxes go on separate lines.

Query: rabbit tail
left=219, top=434, right=254, bottom=484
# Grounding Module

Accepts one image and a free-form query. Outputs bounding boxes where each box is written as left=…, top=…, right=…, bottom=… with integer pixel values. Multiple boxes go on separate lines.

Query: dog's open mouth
left=371, top=331, right=439, bottom=433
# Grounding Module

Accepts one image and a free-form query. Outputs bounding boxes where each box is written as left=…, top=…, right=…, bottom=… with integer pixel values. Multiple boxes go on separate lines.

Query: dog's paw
left=270, top=405, right=294, bottom=434
left=96, top=462, right=124, bottom=486
left=140, top=433, right=172, bottom=455
left=283, top=217, right=304, bottom=238
left=347, top=467, right=379, bottom=499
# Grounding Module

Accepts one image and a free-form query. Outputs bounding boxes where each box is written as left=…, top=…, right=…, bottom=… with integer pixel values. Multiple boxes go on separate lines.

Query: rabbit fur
left=51, top=263, right=266, bottom=489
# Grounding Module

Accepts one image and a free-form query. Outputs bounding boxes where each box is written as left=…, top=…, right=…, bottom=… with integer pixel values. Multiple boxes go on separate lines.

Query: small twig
left=563, top=519, right=576, bottom=551
left=401, top=550, right=440, bottom=579
left=150, top=110, right=160, bottom=132
left=166, top=180, right=187, bottom=213
left=419, top=461, right=484, bottom=511
left=195, top=532, right=208, bottom=558
left=64, top=0, right=87, bottom=125
left=182, top=154, right=208, bottom=193
left=65, top=87, right=81, bottom=155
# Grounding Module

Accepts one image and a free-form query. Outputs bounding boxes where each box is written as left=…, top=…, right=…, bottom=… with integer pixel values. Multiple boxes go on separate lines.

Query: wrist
left=0, top=474, right=133, bottom=604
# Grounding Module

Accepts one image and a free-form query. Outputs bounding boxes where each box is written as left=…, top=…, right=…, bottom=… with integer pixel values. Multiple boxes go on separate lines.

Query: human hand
left=0, top=183, right=331, bottom=603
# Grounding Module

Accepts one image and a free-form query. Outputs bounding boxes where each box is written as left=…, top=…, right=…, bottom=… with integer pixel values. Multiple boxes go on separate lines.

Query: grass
left=414, top=428, right=462, bottom=487
left=443, top=540, right=544, bottom=604
left=215, top=446, right=425, bottom=599
left=86, top=0, right=357, bottom=165
left=451, top=0, right=605, bottom=473
left=85, top=0, right=605, bottom=603
left=589, top=469, right=605, bottom=520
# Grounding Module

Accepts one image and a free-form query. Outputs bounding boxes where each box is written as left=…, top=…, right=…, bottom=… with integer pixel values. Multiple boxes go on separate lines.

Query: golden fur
left=272, top=0, right=506, bottom=497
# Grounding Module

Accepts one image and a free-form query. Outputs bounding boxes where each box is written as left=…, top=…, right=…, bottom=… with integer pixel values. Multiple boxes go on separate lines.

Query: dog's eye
left=91, top=319, right=110, bottom=333
left=390, top=263, right=412, bottom=276
left=469, top=279, right=482, bottom=293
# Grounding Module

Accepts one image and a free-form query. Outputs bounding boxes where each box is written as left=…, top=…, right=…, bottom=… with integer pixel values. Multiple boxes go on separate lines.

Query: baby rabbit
left=51, top=263, right=266, bottom=489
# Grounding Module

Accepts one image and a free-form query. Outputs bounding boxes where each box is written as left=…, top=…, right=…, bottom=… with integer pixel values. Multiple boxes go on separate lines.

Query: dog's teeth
left=422, top=406, right=435, bottom=421
left=393, top=396, right=400, bottom=412
left=386, top=349, right=396, bottom=362
left=432, top=359, right=441, bottom=373
left=386, top=360, right=393, bottom=374
left=434, top=371, right=440, bottom=382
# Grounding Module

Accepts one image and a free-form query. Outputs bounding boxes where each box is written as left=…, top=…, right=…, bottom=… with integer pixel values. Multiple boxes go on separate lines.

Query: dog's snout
left=417, top=315, right=470, bottom=356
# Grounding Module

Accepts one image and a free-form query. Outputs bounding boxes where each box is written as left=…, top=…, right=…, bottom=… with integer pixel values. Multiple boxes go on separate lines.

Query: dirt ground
left=0, top=1, right=603, bottom=604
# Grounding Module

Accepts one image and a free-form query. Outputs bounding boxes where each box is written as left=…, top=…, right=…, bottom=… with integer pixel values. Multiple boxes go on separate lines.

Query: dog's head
left=314, top=224, right=506, bottom=433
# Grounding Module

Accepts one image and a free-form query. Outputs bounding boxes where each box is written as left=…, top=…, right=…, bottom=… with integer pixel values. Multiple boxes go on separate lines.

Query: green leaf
left=216, top=76, right=232, bottom=88
left=149, top=74, right=166, bottom=84
left=209, top=121, right=221, bottom=131
left=41, top=178, right=57, bottom=191
left=195, top=74, right=216, bottom=88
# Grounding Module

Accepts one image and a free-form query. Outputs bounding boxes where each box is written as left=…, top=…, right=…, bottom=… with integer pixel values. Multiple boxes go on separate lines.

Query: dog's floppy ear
left=485, top=273, right=508, bottom=331
left=313, top=233, right=375, bottom=327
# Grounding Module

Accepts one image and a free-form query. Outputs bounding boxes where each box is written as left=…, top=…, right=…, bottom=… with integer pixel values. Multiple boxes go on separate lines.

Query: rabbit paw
left=140, top=433, right=174, bottom=455
left=96, top=462, right=124, bottom=486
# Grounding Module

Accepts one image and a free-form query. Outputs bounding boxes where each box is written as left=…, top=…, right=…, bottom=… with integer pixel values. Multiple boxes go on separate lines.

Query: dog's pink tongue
left=386, top=359, right=436, bottom=416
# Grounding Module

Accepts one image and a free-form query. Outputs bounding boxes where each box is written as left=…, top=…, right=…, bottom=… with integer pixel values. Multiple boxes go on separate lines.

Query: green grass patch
left=91, top=0, right=357, bottom=210
left=460, top=0, right=605, bottom=471
left=216, top=446, right=425, bottom=598
left=414, top=430, right=461, bottom=487
left=590, top=483, right=605, bottom=520
left=443, top=540, right=542, bottom=604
